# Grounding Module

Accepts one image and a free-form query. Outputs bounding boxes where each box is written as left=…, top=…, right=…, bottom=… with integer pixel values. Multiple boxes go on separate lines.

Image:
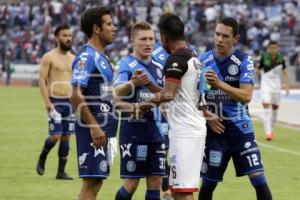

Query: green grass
left=0, top=87, right=299, bottom=200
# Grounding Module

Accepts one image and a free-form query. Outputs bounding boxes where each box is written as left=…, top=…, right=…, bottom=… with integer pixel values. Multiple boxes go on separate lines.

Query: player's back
left=165, top=48, right=206, bottom=137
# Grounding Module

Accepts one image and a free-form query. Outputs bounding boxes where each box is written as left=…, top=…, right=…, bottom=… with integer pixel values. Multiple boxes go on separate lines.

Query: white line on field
left=259, top=143, right=300, bottom=157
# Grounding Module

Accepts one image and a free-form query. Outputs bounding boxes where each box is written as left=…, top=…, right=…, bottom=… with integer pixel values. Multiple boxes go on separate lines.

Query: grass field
left=0, top=87, right=299, bottom=200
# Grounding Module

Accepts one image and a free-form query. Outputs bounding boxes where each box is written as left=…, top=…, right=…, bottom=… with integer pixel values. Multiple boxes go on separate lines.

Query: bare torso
left=47, top=49, right=75, bottom=97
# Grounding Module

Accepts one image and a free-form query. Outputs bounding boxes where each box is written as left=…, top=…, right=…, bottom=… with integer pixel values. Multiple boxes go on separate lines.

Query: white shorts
left=168, top=136, right=206, bottom=193
left=261, top=91, right=280, bottom=105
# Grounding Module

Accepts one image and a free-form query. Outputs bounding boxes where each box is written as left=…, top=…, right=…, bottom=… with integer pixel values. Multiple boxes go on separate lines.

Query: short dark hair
left=158, top=13, right=185, bottom=40
left=219, top=17, right=239, bottom=36
left=130, top=21, right=152, bottom=38
left=80, top=7, right=110, bottom=38
left=54, top=24, right=70, bottom=36
left=269, top=40, right=278, bottom=46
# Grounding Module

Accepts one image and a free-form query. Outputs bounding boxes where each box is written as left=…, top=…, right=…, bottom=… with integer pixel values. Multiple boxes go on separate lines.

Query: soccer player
left=113, top=21, right=166, bottom=200
left=36, top=24, right=74, bottom=180
left=198, top=17, right=272, bottom=200
left=70, top=7, right=118, bottom=200
left=257, top=40, right=289, bottom=141
left=137, top=14, right=207, bottom=200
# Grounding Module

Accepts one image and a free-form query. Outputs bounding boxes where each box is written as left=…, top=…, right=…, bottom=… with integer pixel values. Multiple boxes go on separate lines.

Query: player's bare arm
left=39, top=53, right=53, bottom=112
left=138, top=80, right=179, bottom=112
left=70, top=86, right=106, bottom=148
left=205, top=70, right=253, bottom=103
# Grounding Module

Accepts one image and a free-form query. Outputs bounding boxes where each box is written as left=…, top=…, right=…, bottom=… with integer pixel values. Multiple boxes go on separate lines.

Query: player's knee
left=249, top=173, right=267, bottom=187
left=60, top=134, right=70, bottom=141
left=146, top=176, right=162, bottom=190
left=123, top=178, right=140, bottom=193
left=82, top=178, right=103, bottom=194
left=200, top=179, right=218, bottom=192
left=51, top=134, right=61, bottom=142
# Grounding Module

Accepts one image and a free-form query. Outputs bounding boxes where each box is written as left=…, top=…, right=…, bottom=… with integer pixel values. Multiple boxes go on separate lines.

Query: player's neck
left=56, top=47, right=68, bottom=55
left=170, top=40, right=187, bottom=53
left=88, top=37, right=105, bottom=52
left=132, top=52, right=151, bottom=63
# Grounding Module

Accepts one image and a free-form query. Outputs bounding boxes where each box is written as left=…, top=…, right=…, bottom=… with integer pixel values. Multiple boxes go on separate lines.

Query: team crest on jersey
left=126, top=160, right=136, bottom=172
left=228, top=64, right=239, bottom=75
left=201, top=162, right=208, bottom=173
left=136, top=145, right=148, bottom=161
left=100, top=103, right=110, bottom=113
left=99, top=160, right=108, bottom=172
left=209, top=150, right=222, bottom=166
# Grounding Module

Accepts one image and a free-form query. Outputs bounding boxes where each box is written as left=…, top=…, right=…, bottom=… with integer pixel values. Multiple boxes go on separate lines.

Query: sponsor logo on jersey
left=228, top=64, right=239, bottom=75
left=224, top=75, right=239, bottom=82
left=100, top=103, right=110, bottom=113
left=126, top=160, right=136, bottom=172
left=209, top=150, right=222, bottom=167
left=101, top=61, right=107, bottom=69
left=79, top=153, right=89, bottom=166
left=240, top=147, right=259, bottom=156
left=136, top=145, right=148, bottom=161
left=121, top=143, right=132, bottom=158
left=99, top=160, right=108, bottom=172
left=244, top=142, right=251, bottom=149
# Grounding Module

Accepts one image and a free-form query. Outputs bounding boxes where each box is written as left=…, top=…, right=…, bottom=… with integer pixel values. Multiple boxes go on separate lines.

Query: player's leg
left=262, top=91, right=273, bottom=140
left=79, top=178, right=103, bottom=200
left=56, top=134, right=73, bottom=179
left=249, top=172, right=272, bottom=200
left=169, top=136, right=205, bottom=200
left=56, top=109, right=75, bottom=179
left=76, top=125, right=109, bottom=199
left=145, top=143, right=166, bottom=200
left=115, top=143, right=144, bottom=200
left=162, top=136, right=172, bottom=200
left=199, top=134, right=230, bottom=200
left=232, top=133, right=272, bottom=200
left=270, top=92, right=280, bottom=130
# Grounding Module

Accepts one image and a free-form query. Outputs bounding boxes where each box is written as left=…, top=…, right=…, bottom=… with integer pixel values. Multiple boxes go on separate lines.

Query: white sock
left=271, top=109, right=278, bottom=128
left=263, top=108, right=272, bottom=135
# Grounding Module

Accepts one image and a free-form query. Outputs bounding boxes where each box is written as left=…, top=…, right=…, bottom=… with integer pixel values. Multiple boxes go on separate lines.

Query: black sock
left=115, top=186, right=133, bottom=200
left=162, top=163, right=170, bottom=191
left=58, top=140, right=69, bottom=173
left=198, top=179, right=218, bottom=200
left=254, top=183, right=272, bottom=200
left=40, top=137, right=56, bottom=161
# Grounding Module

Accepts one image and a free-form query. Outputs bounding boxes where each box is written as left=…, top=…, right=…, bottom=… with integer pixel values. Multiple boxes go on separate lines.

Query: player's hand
left=204, top=111, right=225, bottom=134
left=205, top=70, right=221, bottom=88
left=90, top=126, right=106, bottom=149
left=46, top=103, right=54, bottom=112
left=131, top=73, right=150, bottom=86
left=131, top=103, right=145, bottom=119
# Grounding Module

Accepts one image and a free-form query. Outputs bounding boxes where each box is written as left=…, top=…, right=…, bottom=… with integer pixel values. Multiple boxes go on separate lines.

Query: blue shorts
left=120, top=142, right=166, bottom=178
left=201, top=132, right=264, bottom=182
left=75, top=124, right=109, bottom=179
left=48, top=98, right=75, bottom=135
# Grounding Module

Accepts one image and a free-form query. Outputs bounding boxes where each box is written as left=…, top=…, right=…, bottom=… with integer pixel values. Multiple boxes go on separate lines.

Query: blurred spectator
left=0, top=0, right=299, bottom=67
left=3, top=49, right=15, bottom=86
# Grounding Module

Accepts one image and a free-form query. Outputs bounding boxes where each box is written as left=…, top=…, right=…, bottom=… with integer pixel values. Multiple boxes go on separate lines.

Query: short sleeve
left=239, top=55, right=255, bottom=84
left=163, top=55, right=188, bottom=84
left=113, top=60, right=131, bottom=86
left=71, top=54, right=95, bottom=87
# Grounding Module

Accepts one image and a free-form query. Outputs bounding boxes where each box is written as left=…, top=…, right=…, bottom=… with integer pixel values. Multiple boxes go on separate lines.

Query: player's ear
left=93, top=24, right=101, bottom=35
left=233, top=34, right=240, bottom=45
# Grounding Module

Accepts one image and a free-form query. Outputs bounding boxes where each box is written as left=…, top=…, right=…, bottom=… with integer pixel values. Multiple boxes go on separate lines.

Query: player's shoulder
left=42, top=49, right=56, bottom=61
left=152, top=41, right=165, bottom=56
left=116, top=55, right=137, bottom=70
left=169, top=48, right=194, bottom=61
left=231, top=49, right=251, bottom=66
left=198, top=49, right=214, bottom=64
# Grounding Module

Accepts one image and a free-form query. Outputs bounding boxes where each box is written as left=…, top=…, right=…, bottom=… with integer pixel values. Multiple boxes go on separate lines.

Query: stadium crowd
left=0, top=0, right=300, bottom=66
